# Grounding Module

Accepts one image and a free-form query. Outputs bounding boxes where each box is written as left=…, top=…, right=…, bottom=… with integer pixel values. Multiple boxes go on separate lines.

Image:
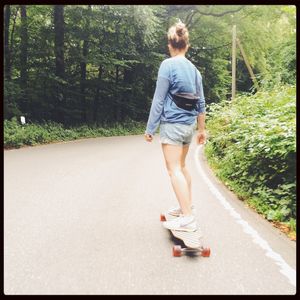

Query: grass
left=4, top=118, right=146, bottom=149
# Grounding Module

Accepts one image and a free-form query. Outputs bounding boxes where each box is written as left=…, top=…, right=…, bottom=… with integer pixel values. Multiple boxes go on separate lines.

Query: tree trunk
left=80, top=39, right=88, bottom=123
left=20, top=5, right=28, bottom=113
left=115, top=23, right=121, bottom=122
left=54, top=5, right=65, bottom=123
left=54, top=5, right=65, bottom=79
left=9, top=6, right=19, bottom=74
left=4, top=5, right=11, bottom=80
left=80, top=5, right=91, bottom=124
left=115, top=66, right=119, bottom=84
left=93, top=65, right=103, bottom=124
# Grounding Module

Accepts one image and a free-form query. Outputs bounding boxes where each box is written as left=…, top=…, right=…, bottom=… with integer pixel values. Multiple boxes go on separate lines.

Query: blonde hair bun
left=176, top=21, right=187, bottom=37
left=168, top=21, right=189, bottom=50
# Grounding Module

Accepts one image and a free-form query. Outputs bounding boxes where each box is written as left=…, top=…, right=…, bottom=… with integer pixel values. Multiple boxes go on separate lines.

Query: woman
left=144, top=21, right=206, bottom=232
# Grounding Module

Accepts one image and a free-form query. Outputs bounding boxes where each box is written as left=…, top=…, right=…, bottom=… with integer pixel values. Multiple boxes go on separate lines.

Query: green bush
left=204, top=85, right=296, bottom=228
left=4, top=118, right=146, bottom=149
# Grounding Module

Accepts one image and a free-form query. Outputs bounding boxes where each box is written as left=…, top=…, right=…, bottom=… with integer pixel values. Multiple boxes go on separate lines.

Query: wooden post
left=231, top=25, right=236, bottom=100
left=236, top=38, right=259, bottom=90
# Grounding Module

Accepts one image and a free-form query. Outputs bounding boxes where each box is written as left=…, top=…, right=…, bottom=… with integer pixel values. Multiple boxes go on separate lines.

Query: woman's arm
left=145, top=76, right=170, bottom=137
left=197, top=113, right=206, bottom=144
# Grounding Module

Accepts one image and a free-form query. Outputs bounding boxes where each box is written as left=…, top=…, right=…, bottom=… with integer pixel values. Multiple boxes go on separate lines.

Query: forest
left=3, top=5, right=296, bottom=236
left=4, top=5, right=295, bottom=125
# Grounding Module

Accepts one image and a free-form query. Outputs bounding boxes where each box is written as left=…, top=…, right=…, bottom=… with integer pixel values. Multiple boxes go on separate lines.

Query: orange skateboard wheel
left=160, top=214, right=166, bottom=222
left=201, top=247, right=211, bottom=257
left=173, top=245, right=182, bottom=257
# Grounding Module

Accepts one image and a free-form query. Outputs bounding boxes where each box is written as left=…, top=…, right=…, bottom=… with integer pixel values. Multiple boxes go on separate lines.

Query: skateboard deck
left=160, top=213, right=210, bottom=257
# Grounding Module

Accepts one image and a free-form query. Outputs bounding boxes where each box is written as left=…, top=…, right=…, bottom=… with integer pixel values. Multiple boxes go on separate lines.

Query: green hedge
left=204, top=85, right=296, bottom=231
left=4, top=118, right=146, bottom=149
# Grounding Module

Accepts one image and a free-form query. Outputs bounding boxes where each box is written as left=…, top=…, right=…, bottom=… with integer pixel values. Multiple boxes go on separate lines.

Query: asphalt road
left=4, top=135, right=296, bottom=295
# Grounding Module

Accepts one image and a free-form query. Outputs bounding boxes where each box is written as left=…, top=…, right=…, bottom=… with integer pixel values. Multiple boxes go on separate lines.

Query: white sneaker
left=167, top=205, right=196, bottom=217
left=163, top=215, right=197, bottom=232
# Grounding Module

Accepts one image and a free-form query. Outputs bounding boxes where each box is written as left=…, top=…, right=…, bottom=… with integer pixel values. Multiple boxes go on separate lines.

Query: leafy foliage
left=4, top=5, right=296, bottom=124
left=4, top=117, right=146, bottom=149
left=204, top=85, right=296, bottom=226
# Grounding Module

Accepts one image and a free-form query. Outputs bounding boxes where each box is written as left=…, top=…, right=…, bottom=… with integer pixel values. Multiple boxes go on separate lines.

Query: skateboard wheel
left=173, top=245, right=182, bottom=257
left=201, top=247, right=211, bottom=257
left=160, top=214, right=166, bottom=222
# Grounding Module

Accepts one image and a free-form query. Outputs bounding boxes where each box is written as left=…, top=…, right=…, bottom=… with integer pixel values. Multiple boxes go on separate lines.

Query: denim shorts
left=159, top=122, right=195, bottom=146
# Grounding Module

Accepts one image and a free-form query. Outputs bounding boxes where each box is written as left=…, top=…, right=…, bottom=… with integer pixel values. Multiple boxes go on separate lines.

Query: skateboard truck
left=160, top=213, right=211, bottom=258
left=173, top=245, right=211, bottom=257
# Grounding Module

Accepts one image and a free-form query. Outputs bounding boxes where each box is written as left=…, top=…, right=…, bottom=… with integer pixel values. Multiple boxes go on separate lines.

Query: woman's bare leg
left=181, top=145, right=192, bottom=208
left=162, top=144, right=192, bottom=216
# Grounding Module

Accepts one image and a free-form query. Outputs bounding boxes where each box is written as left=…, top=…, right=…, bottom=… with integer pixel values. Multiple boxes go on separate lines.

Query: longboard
left=160, top=213, right=211, bottom=257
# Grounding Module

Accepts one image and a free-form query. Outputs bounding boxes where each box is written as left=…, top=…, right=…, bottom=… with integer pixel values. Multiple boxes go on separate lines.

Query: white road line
left=194, top=145, right=296, bottom=287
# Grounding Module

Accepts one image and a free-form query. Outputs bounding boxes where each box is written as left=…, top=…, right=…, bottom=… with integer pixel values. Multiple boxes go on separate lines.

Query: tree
left=80, top=5, right=91, bottom=123
left=4, top=5, right=11, bottom=80
left=4, top=5, right=22, bottom=120
left=54, top=5, right=65, bottom=78
left=54, top=5, right=65, bottom=123
left=20, top=5, right=28, bottom=113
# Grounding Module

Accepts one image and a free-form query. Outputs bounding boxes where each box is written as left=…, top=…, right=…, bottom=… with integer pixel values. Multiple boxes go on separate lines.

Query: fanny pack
left=171, top=93, right=199, bottom=111
left=170, top=67, right=199, bottom=111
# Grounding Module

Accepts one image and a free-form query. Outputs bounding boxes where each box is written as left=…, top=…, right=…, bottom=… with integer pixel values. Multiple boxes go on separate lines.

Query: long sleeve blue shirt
left=145, top=56, right=205, bottom=136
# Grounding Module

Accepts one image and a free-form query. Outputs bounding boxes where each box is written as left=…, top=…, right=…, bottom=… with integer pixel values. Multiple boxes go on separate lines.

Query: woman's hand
left=196, top=130, right=206, bottom=145
left=144, top=133, right=153, bottom=142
